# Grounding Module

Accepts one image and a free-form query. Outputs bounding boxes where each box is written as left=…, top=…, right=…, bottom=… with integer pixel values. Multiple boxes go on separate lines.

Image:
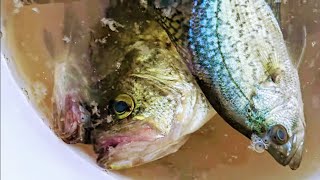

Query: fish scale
left=190, top=0, right=250, bottom=121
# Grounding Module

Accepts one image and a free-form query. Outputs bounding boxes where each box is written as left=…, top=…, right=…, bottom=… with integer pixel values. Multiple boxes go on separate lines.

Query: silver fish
left=149, top=0, right=306, bottom=170
left=188, top=0, right=306, bottom=170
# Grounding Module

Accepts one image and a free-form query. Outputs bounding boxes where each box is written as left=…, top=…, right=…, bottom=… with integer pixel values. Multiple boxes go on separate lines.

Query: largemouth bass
left=148, top=0, right=306, bottom=170
left=52, top=2, right=215, bottom=170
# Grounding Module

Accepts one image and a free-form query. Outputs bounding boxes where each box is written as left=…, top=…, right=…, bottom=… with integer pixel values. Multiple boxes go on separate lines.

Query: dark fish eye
left=113, top=101, right=129, bottom=114
left=277, top=128, right=286, bottom=141
left=270, top=125, right=289, bottom=145
left=112, top=94, right=134, bottom=119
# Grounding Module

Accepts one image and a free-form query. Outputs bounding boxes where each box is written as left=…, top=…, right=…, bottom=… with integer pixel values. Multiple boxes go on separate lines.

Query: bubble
left=248, top=134, right=269, bottom=153
left=254, top=142, right=266, bottom=153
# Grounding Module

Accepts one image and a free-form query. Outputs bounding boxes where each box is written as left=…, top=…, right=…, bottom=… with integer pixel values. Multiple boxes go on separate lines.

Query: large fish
left=51, top=2, right=215, bottom=170
left=147, top=0, right=306, bottom=170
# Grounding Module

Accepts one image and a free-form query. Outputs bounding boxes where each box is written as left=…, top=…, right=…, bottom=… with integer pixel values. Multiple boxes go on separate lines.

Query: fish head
left=249, top=80, right=306, bottom=170
left=52, top=18, right=213, bottom=169
left=264, top=124, right=305, bottom=170
left=92, top=37, right=213, bottom=170
left=52, top=58, right=95, bottom=144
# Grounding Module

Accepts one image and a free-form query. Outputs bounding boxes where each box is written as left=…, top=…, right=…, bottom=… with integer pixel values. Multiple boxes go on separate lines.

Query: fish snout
left=267, top=128, right=305, bottom=170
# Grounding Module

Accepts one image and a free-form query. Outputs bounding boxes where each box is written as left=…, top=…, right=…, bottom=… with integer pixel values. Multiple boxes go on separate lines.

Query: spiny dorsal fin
left=146, top=0, right=194, bottom=67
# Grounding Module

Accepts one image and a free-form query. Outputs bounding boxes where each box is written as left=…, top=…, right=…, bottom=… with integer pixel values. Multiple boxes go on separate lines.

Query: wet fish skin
left=52, top=2, right=215, bottom=170
left=188, top=0, right=306, bottom=170
left=89, top=15, right=214, bottom=169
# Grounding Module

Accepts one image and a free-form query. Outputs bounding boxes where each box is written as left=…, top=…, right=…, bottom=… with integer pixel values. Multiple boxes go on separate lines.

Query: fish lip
left=94, top=124, right=160, bottom=169
left=283, top=132, right=305, bottom=170
left=288, top=141, right=304, bottom=170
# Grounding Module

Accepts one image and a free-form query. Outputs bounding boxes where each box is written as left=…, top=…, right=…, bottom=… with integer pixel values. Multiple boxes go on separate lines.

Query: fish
left=51, top=5, right=102, bottom=144
left=52, top=58, right=94, bottom=144
left=147, top=0, right=306, bottom=170
left=51, top=2, right=215, bottom=170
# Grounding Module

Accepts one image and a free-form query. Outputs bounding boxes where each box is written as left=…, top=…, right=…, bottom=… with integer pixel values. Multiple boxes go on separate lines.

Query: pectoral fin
left=145, top=1, right=194, bottom=67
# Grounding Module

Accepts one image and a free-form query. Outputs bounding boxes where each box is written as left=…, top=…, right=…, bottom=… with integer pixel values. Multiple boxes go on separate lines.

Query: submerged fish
left=148, top=0, right=306, bottom=170
left=52, top=3, right=215, bottom=170
left=52, top=58, right=94, bottom=144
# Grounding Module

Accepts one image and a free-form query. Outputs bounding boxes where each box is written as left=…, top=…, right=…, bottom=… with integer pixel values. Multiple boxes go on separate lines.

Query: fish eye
left=112, top=94, right=134, bottom=119
left=270, top=125, right=289, bottom=145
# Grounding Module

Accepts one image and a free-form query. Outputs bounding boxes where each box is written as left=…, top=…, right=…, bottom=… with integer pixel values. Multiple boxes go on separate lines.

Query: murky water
left=1, top=0, right=319, bottom=179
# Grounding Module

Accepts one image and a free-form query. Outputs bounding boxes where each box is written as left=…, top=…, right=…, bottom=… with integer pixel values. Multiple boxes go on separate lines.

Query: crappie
left=149, top=0, right=306, bottom=170
left=188, top=0, right=306, bottom=170
left=52, top=3, right=215, bottom=170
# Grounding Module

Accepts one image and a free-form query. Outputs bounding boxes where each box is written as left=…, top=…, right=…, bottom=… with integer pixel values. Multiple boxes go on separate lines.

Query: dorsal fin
left=145, top=0, right=194, bottom=68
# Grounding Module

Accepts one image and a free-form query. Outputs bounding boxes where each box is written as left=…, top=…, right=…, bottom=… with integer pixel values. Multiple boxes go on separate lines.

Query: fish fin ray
left=255, top=45, right=284, bottom=83
left=146, top=1, right=193, bottom=67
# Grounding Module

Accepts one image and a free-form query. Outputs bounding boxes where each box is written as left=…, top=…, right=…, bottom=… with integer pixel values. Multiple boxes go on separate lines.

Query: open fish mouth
left=93, top=123, right=189, bottom=170
left=94, top=124, right=161, bottom=169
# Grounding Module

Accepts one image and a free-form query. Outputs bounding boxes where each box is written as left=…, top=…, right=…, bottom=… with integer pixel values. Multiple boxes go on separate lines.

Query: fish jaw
left=93, top=122, right=188, bottom=170
left=288, top=140, right=304, bottom=170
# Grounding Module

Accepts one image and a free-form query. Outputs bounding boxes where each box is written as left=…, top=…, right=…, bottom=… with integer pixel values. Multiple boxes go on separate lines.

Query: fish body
left=52, top=3, right=215, bottom=170
left=188, top=0, right=306, bottom=170
left=148, top=0, right=306, bottom=170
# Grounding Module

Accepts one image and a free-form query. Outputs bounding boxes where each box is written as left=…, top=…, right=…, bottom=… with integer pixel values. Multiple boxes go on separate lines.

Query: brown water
left=1, top=0, right=319, bottom=179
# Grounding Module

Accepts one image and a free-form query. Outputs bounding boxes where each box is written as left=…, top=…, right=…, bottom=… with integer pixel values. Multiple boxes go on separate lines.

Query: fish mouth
left=53, top=94, right=91, bottom=144
left=94, top=124, right=161, bottom=170
left=288, top=141, right=304, bottom=170
left=268, top=131, right=305, bottom=170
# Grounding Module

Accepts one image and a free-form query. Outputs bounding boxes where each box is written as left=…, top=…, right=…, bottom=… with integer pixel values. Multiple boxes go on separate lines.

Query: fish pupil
left=114, top=101, right=129, bottom=113
left=277, top=129, right=286, bottom=141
